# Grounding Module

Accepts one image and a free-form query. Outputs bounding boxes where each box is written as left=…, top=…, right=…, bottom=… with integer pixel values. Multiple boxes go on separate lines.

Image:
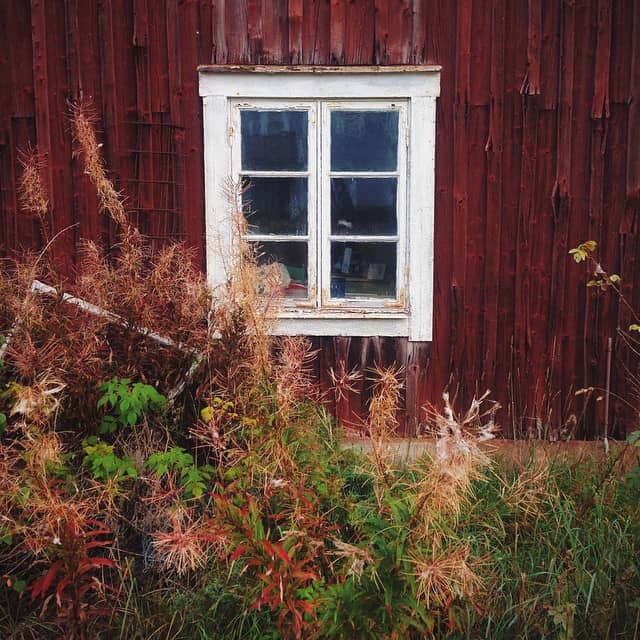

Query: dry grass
left=410, top=391, right=500, bottom=533
left=410, top=538, right=484, bottom=609
left=150, top=509, right=214, bottom=575
left=366, top=364, right=404, bottom=493
left=18, top=146, right=49, bottom=241
left=70, top=101, right=126, bottom=227
left=274, top=336, right=318, bottom=422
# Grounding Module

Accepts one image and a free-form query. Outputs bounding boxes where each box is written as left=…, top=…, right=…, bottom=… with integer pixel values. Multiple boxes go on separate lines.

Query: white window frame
left=199, top=65, right=440, bottom=341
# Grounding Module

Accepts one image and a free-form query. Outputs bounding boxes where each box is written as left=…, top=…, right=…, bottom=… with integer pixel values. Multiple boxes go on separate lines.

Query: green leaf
left=99, top=414, right=118, bottom=434
left=201, top=406, right=215, bottom=422
left=569, top=241, right=597, bottom=263
left=569, top=248, right=588, bottom=263
left=627, top=431, right=640, bottom=446
left=629, top=324, right=640, bottom=333
left=12, top=579, right=27, bottom=594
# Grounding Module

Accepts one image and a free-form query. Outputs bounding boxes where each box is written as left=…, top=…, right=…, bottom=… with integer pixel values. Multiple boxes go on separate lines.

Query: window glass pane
left=241, top=111, right=308, bottom=171
left=252, top=240, right=309, bottom=299
left=331, top=111, right=398, bottom=172
left=243, top=177, right=308, bottom=235
left=330, top=242, right=396, bottom=299
left=331, top=178, right=397, bottom=235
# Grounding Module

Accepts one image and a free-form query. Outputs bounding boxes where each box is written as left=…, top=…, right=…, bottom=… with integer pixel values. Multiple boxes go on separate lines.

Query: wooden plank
left=426, top=0, right=456, bottom=411
left=288, top=0, right=303, bottom=63
left=469, top=0, right=492, bottom=106
left=0, top=2, right=31, bottom=255
left=609, top=0, right=633, bottom=105
left=374, top=0, right=412, bottom=65
left=565, top=1, right=597, bottom=424
left=591, top=0, right=611, bottom=119
left=523, top=0, right=541, bottom=95
left=97, top=0, right=128, bottom=246
left=225, top=0, right=249, bottom=63
left=179, top=0, right=205, bottom=266
left=585, top=0, right=612, bottom=436
left=65, top=0, right=102, bottom=245
left=463, top=105, right=488, bottom=395
left=539, top=0, right=560, bottom=110
left=514, top=98, right=539, bottom=419
left=602, top=104, right=627, bottom=347
left=262, top=0, right=288, bottom=63
left=31, top=0, right=75, bottom=276
left=167, top=0, right=185, bottom=246
left=149, top=0, right=170, bottom=114
left=410, top=0, right=426, bottom=64
left=333, top=336, right=354, bottom=428
left=626, top=0, right=640, bottom=203
left=343, top=0, right=375, bottom=65
left=247, top=0, right=263, bottom=62
left=198, top=0, right=213, bottom=64
left=529, top=110, right=558, bottom=432
left=329, top=0, right=346, bottom=64
left=302, top=0, right=330, bottom=64
left=212, top=0, right=228, bottom=63
left=548, top=0, right=575, bottom=330
left=546, top=0, right=576, bottom=434
left=482, top=0, right=505, bottom=396
left=449, top=0, right=472, bottom=394
left=512, top=0, right=541, bottom=425
left=405, top=341, right=431, bottom=435
left=132, top=0, right=153, bottom=235
left=7, top=1, right=35, bottom=119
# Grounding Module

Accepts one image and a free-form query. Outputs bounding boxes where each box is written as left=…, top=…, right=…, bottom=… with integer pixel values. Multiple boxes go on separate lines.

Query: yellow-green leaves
left=569, top=240, right=597, bottom=263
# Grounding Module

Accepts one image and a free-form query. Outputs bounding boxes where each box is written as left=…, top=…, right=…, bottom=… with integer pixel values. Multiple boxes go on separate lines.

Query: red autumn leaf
left=30, top=562, right=62, bottom=601
left=272, top=542, right=291, bottom=565
left=229, top=544, right=247, bottom=563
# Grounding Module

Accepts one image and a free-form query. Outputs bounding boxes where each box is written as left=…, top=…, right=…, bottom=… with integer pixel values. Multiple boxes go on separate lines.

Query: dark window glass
left=330, top=242, right=396, bottom=299
left=331, top=111, right=398, bottom=172
left=241, top=111, right=308, bottom=171
left=243, top=177, right=308, bottom=235
left=252, top=240, right=308, bottom=299
left=331, top=178, right=397, bottom=235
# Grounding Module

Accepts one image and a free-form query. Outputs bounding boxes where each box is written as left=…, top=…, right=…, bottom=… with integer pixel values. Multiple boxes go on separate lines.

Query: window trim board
left=200, top=66, right=440, bottom=341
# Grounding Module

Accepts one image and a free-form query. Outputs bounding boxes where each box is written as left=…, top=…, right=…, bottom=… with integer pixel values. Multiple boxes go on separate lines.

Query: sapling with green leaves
left=570, top=240, right=640, bottom=332
left=97, top=376, right=166, bottom=434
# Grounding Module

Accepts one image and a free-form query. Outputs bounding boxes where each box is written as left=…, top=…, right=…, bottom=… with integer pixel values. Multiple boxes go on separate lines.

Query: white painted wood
left=200, top=68, right=441, bottom=100
left=273, top=315, right=410, bottom=337
left=203, top=95, right=233, bottom=290
left=199, top=68, right=441, bottom=339
left=407, top=96, right=437, bottom=342
left=327, top=236, right=400, bottom=242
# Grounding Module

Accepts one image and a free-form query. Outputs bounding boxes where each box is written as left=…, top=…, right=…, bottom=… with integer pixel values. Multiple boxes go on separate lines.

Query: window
left=199, top=66, right=440, bottom=340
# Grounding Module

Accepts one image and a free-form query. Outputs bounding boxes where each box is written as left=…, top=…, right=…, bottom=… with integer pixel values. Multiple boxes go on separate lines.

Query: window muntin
left=233, top=102, right=316, bottom=302
left=200, top=66, right=440, bottom=339
left=233, top=99, right=407, bottom=310
left=322, top=102, right=406, bottom=306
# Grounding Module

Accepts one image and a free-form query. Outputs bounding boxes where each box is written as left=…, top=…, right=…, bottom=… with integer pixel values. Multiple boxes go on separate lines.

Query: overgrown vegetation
left=0, top=105, right=639, bottom=639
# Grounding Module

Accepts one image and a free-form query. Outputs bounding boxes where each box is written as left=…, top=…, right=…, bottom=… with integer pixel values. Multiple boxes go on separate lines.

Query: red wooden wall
left=1, top=0, right=639, bottom=438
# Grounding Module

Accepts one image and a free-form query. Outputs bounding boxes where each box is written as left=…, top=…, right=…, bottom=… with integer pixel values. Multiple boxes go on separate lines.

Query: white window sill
left=271, top=314, right=410, bottom=337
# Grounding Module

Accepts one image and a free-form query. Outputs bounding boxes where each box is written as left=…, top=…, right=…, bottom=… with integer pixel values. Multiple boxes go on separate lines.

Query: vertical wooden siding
left=1, top=0, right=639, bottom=438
